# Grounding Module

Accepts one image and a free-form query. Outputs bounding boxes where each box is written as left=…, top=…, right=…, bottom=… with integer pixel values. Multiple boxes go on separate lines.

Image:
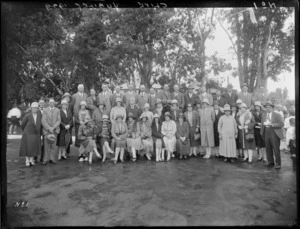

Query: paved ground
left=5, top=137, right=297, bottom=227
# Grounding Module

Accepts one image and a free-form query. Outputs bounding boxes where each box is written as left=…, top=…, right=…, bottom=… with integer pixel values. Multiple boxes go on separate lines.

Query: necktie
left=156, top=123, right=159, bottom=131
left=267, top=113, right=271, bottom=122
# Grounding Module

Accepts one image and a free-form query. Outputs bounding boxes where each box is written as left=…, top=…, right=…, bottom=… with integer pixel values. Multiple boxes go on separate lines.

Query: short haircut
left=78, top=84, right=84, bottom=89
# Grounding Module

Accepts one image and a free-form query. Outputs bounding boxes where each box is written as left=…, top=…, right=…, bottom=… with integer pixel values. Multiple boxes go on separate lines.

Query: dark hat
left=164, top=112, right=171, bottom=118
left=241, top=83, right=248, bottom=88
left=46, top=134, right=56, bottom=144
left=127, top=112, right=135, bottom=119
left=140, top=113, right=149, bottom=120
left=97, top=101, right=105, bottom=106
left=264, top=101, right=275, bottom=108
left=115, top=114, right=123, bottom=120
left=213, top=100, right=219, bottom=106
left=231, top=103, right=238, bottom=108
left=195, top=98, right=201, bottom=105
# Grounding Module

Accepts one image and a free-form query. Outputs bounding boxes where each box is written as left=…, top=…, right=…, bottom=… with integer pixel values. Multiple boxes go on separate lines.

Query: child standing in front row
left=286, top=117, right=296, bottom=171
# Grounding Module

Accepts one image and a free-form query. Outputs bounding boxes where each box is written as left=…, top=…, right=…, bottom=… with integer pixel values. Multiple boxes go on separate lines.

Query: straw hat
left=31, top=102, right=39, bottom=108
left=241, top=83, right=249, bottom=88
left=140, top=113, right=149, bottom=120
left=155, top=98, right=162, bottom=105
left=143, top=103, right=150, bottom=109
left=171, top=99, right=178, bottom=105
left=102, top=114, right=109, bottom=121
left=80, top=101, right=87, bottom=106
left=115, top=114, right=123, bottom=120
left=153, top=113, right=160, bottom=119
left=127, top=112, right=135, bottom=119
left=61, top=100, right=68, bottom=105
left=62, top=93, right=71, bottom=99
left=202, top=98, right=209, bottom=105
left=116, top=97, right=122, bottom=103
left=236, top=99, right=243, bottom=104
left=264, top=101, right=275, bottom=108
left=240, top=103, right=247, bottom=109
left=223, top=104, right=231, bottom=111
left=254, top=101, right=262, bottom=107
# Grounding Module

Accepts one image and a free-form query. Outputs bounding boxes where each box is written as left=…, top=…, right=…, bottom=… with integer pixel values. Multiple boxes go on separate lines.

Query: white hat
left=240, top=103, right=247, bottom=109
left=61, top=100, right=68, bottom=105
left=49, top=98, right=55, bottom=103
left=254, top=101, right=262, bottom=107
left=143, top=103, right=150, bottom=109
left=80, top=101, right=87, bottom=106
left=236, top=99, right=243, bottom=104
left=31, top=102, right=39, bottom=108
left=202, top=98, right=209, bottom=105
left=153, top=113, right=160, bottom=119
left=223, top=104, right=231, bottom=111
left=171, top=100, right=178, bottom=105
left=102, top=114, right=109, bottom=120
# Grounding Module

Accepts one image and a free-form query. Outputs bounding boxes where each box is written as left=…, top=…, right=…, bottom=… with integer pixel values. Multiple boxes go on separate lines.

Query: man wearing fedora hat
left=70, top=84, right=88, bottom=119
left=126, top=97, right=142, bottom=121
left=111, top=85, right=125, bottom=108
left=98, top=84, right=112, bottom=113
left=124, top=84, right=138, bottom=108
left=137, top=85, right=150, bottom=109
left=41, top=98, right=61, bottom=165
left=253, top=85, right=270, bottom=107
left=199, top=85, right=213, bottom=106
left=223, top=84, right=238, bottom=107
left=237, top=83, right=254, bottom=109
left=184, top=85, right=198, bottom=112
left=213, top=100, right=224, bottom=157
left=148, top=86, right=158, bottom=111
left=199, top=98, right=215, bottom=159
left=171, top=84, right=185, bottom=110
left=86, top=88, right=99, bottom=116
left=260, top=101, right=284, bottom=169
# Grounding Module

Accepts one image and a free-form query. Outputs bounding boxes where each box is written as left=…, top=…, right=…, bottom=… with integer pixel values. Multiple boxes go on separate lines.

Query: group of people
left=16, top=82, right=296, bottom=170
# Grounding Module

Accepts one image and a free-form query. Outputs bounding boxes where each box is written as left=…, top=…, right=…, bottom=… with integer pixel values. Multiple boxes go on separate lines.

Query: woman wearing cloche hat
left=57, top=99, right=73, bottom=161
left=98, top=114, right=114, bottom=163
left=218, top=104, right=238, bottom=163
left=139, top=113, right=154, bottom=160
left=252, top=101, right=266, bottom=162
left=110, top=97, right=126, bottom=125
left=176, top=112, right=190, bottom=159
left=161, top=112, right=177, bottom=161
left=19, top=102, right=43, bottom=167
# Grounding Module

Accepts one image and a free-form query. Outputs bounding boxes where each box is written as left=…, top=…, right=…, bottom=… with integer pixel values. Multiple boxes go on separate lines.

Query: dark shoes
left=230, top=159, right=236, bottom=163
left=42, top=162, right=47, bottom=166
left=264, top=162, right=275, bottom=167
left=224, top=158, right=228, bottom=162
left=49, top=160, right=56, bottom=164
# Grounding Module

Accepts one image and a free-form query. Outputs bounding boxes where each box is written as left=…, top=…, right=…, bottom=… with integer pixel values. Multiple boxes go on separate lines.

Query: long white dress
left=218, top=115, right=237, bottom=158
left=161, top=120, right=177, bottom=152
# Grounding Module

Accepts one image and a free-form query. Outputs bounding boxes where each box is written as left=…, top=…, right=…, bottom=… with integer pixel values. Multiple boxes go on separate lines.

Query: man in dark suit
left=237, top=83, right=254, bottom=109
left=171, top=84, right=185, bottom=110
left=110, top=85, right=125, bottom=108
left=213, top=88, right=227, bottom=110
left=212, top=100, right=224, bottom=157
left=126, top=97, right=142, bottom=121
left=184, top=85, right=198, bottom=112
left=86, top=88, right=99, bottom=116
left=222, top=84, right=238, bottom=107
left=260, top=101, right=284, bottom=169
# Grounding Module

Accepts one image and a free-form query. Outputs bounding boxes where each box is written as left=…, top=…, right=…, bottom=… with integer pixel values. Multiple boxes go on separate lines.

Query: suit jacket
left=126, top=105, right=142, bottom=121
left=213, top=109, right=224, bottom=129
left=98, top=91, right=112, bottom=112
left=260, top=111, right=284, bottom=139
left=70, top=92, right=88, bottom=117
left=86, top=96, right=99, bottom=113
left=160, top=90, right=171, bottom=104
left=213, top=96, right=227, bottom=108
left=184, top=93, right=199, bottom=111
left=110, top=93, right=125, bottom=108
left=42, top=107, right=61, bottom=135
left=148, top=93, right=157, bottom=111
left=124, top=91, right=138, bottom=107
left=170, top=108, right=182, bottom=122
left=171, top=92, right=185, bottom=109
left=199, top=92, right=213, bottom=106
left=137, top=92, right=150, bottom=109
left=237, top=92, right=254, bottom=108
left=184, top=111, right=200, bottom=130
left=222, top=92, right=238, bottom=107
left=253, top=91, right=270, bottom=105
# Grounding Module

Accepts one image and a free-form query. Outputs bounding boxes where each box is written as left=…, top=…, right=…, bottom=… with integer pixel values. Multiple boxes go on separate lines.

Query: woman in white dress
left=142, top=103, right=154, bottom=126
left=218, top=104, right=238, bottom=162
left=161, top=112, right=177, bottom=161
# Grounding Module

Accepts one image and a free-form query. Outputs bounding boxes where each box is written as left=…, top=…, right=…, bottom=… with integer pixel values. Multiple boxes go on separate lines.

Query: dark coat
left=260, top=111, right=284, bottom=140
left=213, top=109, right=224, bottom=147
left=19, top=112, right=42, bottom=157
left=184, top=93, right=199, bottom=111
left=151, top=120, right=165, bottom=148
left=57, top=109, right=73, bottom=146
left=222, top=92, right=238, bottom=107
left=213, top=96, right=227, bottom=108
left=126, top=105, right=142, bottom=121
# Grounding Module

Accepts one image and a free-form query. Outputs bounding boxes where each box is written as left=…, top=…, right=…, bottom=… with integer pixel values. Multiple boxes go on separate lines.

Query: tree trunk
left=235, top=14, right=244, bottom=86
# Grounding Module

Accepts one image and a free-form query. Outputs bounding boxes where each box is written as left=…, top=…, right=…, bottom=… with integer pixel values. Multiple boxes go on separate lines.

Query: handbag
left=245, top=132, right=254, bottom=142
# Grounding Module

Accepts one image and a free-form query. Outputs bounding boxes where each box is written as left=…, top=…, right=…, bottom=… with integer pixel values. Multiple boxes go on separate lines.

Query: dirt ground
left=5, top=137, right=298, bottom=227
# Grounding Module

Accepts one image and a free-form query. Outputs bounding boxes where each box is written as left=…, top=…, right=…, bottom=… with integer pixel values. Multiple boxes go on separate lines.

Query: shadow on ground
left=6, top=138, right=297, bottom=226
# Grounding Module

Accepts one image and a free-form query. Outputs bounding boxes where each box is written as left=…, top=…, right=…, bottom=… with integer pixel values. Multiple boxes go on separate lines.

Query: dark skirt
left=176, top=139, right=190, bottom=156
left=238, top=129, right=256, bottom=150
left=213, top=125, right=220, bottom=147
left=57, top=128, right=69, bottom=146
left=254, top=129, right=265, bottom=148
left=9, top=116, right=20, bottom=125
left=189, top=128, right=199, bottom=147
left=74, top=123, right=80, bottom=147
left=152, top=136, right=165, bottom=149
left=115, top=139, right=126, bottom=149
